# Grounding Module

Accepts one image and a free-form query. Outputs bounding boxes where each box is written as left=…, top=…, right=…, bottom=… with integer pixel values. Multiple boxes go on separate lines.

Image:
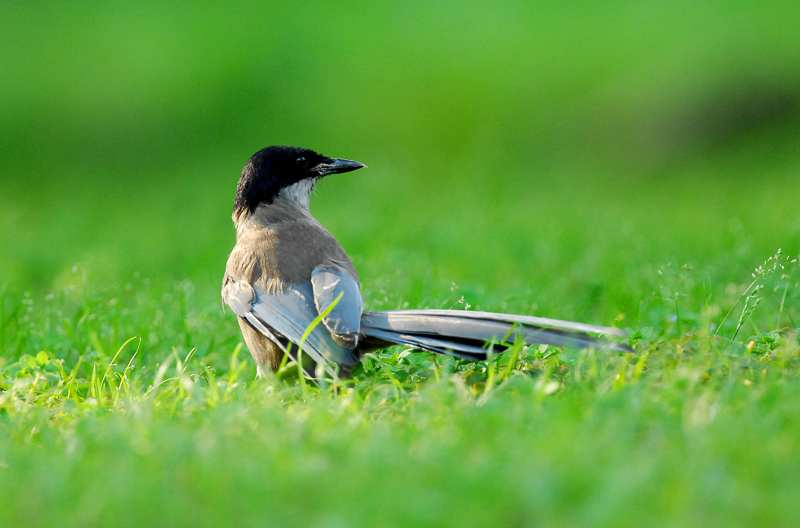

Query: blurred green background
left=3, top=2, right=800, bottom=526
left=2, top=0, right=799, bottom=304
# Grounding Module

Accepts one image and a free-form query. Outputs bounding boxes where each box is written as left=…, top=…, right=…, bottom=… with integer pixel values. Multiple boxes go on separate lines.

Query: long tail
left=359, top=309, right=630, bottom=359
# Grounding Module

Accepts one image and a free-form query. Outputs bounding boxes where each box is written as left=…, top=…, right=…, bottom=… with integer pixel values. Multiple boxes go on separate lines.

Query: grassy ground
left=2, top=162, right=799, bottom=527
left=2, top=2, right=800, bottom=526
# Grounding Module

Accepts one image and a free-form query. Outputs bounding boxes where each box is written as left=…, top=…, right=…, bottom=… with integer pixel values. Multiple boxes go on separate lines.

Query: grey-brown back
left=225, top=198, right=357, bottom=293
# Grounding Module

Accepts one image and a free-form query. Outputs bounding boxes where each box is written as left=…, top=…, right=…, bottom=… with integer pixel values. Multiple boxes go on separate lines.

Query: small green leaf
left=36, top=351, right=49, bottom=366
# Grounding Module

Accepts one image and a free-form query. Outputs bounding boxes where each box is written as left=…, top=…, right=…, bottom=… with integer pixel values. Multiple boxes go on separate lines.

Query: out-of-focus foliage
left=2, top=0, right=799, bottom=288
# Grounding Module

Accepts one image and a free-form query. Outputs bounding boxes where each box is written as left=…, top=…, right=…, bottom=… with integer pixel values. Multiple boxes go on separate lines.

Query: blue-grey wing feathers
left=310, top=264, right=363, bottom=348
left=222, top=277, right=359, bottom=373
left=250, top=283, right=359, bottom=369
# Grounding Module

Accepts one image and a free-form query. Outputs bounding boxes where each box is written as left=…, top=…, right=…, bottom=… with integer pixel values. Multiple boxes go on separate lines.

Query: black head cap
left=234, top=145, right=365, bottom=213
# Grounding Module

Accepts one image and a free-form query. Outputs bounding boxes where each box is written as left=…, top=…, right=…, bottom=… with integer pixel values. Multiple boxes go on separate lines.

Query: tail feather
left=362, top=327, right=490, bottom=360
left=360, top=309, right=630, bottom=358
left=382, top=309, right=625, bottom=337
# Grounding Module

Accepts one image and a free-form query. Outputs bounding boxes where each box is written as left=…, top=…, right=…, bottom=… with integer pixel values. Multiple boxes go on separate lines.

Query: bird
left=222, top=145, right=629, bottom=379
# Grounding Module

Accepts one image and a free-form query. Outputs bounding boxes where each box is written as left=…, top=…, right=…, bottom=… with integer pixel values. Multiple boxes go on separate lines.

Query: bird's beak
left=314, top=158, right=367, bottom=177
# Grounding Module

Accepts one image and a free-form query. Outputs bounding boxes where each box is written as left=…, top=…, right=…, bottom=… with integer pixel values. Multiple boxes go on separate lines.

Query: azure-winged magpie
left=222, top=146, right=628, bottom=378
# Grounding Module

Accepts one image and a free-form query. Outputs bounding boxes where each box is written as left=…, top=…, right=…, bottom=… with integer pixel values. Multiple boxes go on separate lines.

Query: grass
left=2, top=167, right=799, bottom=526
left=2, top=1, right=800, bottom=526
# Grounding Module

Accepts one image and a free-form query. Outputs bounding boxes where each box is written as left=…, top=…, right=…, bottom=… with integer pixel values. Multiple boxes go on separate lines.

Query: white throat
left=277, top=179, right=315, bottom=210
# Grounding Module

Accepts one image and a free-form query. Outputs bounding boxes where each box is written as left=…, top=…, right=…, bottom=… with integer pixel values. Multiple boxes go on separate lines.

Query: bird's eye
left=296, top=156, right=306, bottom=166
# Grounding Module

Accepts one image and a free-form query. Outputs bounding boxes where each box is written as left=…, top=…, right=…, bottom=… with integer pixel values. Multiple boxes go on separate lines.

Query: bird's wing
left=222, top=277, right=359, bottom=372
left=310, top=264, right=363, bottom=348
